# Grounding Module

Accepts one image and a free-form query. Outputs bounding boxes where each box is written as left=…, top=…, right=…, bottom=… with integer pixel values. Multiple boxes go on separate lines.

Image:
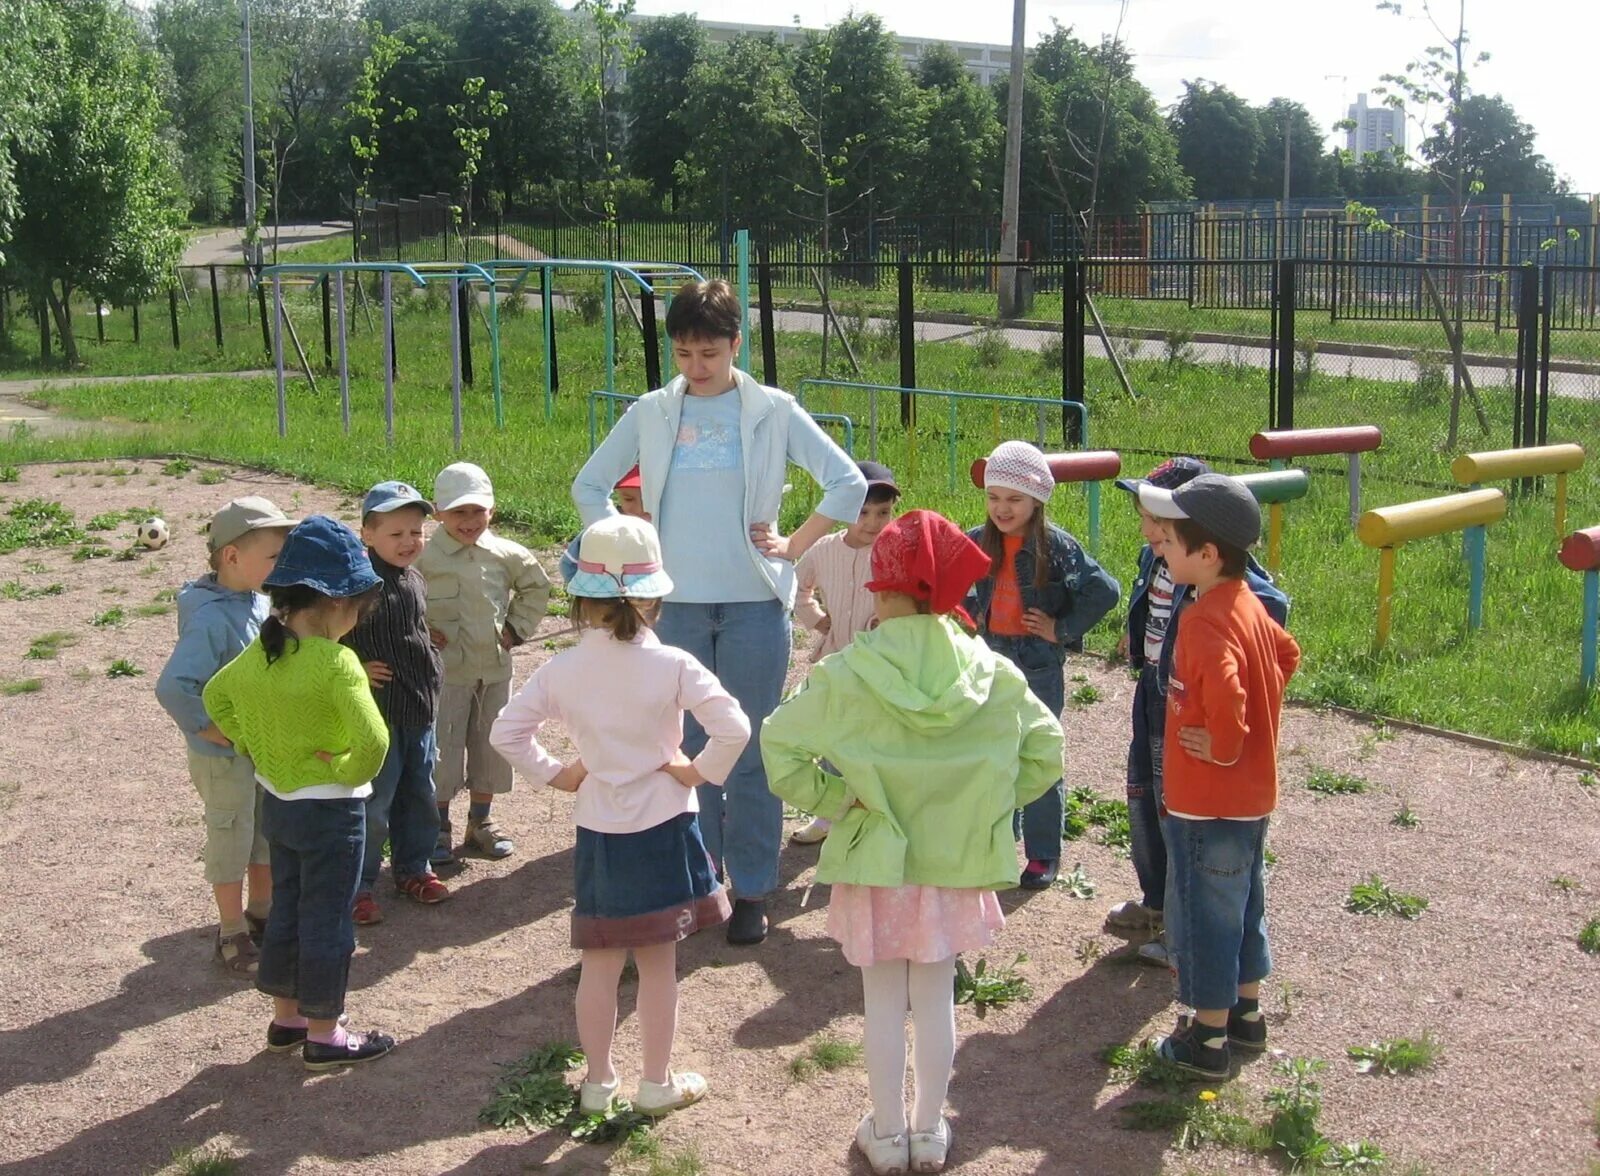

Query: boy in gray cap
left=1137, top=473, right=1300, bottom=1081
left=156, top=496, right=297, bottom=976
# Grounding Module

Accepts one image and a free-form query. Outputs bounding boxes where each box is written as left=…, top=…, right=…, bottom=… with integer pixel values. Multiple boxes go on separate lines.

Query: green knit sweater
left=203, top=634, right=389, bottom=795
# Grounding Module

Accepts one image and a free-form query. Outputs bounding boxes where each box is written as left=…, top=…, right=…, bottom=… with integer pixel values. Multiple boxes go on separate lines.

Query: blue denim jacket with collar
left=964, top=522, right=1121, bottom=662
left=1126, top=543, right=1290, bottom=691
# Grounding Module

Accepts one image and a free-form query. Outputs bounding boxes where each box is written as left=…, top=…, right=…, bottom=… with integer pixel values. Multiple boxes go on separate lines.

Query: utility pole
left=240, top=0, right=260, bottom=268
left=997, top=0, right=1025, bottom=320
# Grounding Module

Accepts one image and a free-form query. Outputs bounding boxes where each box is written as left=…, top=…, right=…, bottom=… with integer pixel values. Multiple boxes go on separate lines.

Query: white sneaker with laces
left=635, top=1070, right=707, bottom=1116
left=856, top=1112, right=910, bottom=1175
left=909, top=1116, right=951, bottom=1172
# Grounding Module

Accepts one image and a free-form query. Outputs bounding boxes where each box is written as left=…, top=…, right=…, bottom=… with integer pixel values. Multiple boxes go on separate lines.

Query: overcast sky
left=631, top=0, right=1599, bottom=194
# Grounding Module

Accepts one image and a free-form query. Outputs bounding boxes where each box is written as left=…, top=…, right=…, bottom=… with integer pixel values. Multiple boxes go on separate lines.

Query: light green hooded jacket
left=762, top=613, right=1064, bottom=891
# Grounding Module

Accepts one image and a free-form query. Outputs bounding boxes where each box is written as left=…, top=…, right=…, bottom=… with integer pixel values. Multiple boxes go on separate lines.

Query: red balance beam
left=970, top=450, right=1123, bottom=490
left=1559, top=527, right=1600, bottom=572
left=1250, top=426, right=1383, bottom=461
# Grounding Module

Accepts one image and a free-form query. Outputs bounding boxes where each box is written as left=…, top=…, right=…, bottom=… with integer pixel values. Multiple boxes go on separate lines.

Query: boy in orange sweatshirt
left=1137, top=473, right=1300, bottom=1080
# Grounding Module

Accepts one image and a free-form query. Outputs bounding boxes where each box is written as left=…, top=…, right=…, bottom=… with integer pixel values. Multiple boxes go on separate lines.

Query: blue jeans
left=1126, top=664, right=1168, bottom=911
left=258, top=793, right=365, bottom=1020
left=656, top=598, right=790, bottom=899
left=361, top=723, right=441, bottom=889
left=1161, top=814, right=1271, bottom=1011
left=984, top=633, right=1065, bottom=862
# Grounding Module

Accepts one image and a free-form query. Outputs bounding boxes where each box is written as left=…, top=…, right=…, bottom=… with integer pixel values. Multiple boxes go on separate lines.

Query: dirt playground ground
left=0, top=460, right=1595, bottom=1176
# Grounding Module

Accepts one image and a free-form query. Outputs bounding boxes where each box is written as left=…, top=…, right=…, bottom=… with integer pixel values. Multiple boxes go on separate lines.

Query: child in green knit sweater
left=204, top=516, right=397, bottom=1072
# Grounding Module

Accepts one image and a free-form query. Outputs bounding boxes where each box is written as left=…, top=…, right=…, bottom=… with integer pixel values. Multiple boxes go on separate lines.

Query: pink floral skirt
left=827, top=883, right=1005, bottom=967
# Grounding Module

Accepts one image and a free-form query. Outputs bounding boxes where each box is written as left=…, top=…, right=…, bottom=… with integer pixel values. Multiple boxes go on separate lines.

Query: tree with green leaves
left=346, top=22, right=416, bottom=255
left=1419, top=93, right=1557, bottom=196
left=675, top=35, right=801, bottom=226
left=446, top=76, right=508, bottom=251
left=623, top=14, right=704, bottom=212
left=7, top=0, right=185, bottom=363
left=1252, top=99, right=1332, bottom=199
left=0, top=0, right=59, bottom=262
left=903, top=43, right=1001, bottom=217
left=1170, top=79, right=1260, bottom=201
left=152, top=0, right=244, bottom=221
left=571, top=0, right=640, bottom=240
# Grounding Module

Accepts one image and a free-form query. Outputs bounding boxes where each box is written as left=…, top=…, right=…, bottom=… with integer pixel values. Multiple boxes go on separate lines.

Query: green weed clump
left=953, top=954, right=1031, bottom=1017
left=1305, top=767, right=1370, bottom=796
left=478, top=1041, right=652, bottom=1145
left=1345, top=875, right=1429, bottom=920
left=1348, top=1032, right=1441, bottom=1075
left=788, top=1034, right=863, bottom=1081
left=0, top=500, right=81, bottom=554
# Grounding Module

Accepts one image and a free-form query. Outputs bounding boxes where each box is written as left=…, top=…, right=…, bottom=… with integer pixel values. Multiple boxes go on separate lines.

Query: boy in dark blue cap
left=1106, top=458, right=1288, bottom=969
left=344, top=481, right=450, bottom=927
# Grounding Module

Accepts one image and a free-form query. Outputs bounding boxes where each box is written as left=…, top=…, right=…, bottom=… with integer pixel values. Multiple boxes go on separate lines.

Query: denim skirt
left=572, top=811, right=730, bottom=949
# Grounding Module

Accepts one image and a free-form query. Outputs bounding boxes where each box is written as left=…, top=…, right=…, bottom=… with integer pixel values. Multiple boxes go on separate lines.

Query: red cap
left=865, top=510, right=993, bottom=623
left=616, top=466, right=642, bottom=490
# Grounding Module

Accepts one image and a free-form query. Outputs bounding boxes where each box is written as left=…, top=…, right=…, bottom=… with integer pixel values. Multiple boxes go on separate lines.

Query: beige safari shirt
left=417, top=528, right=551, bottom=686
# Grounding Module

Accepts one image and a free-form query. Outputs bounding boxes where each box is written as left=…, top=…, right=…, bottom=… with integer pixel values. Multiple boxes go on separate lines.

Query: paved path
left=183, top=224, right=350, bottom=267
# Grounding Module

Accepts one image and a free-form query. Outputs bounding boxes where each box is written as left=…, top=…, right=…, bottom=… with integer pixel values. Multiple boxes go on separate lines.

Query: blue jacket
left=1126, top=543, right=1289, bottom=692
left=964, top=523, right=1122, bottom=658
left=155, top=575, right=270, bottom=758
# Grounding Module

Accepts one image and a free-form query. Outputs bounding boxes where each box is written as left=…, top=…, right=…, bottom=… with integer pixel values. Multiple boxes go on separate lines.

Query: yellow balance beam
left=1450, top=443, right=1584, bottom=483
left=1357, top=488, right=1507, bottom=549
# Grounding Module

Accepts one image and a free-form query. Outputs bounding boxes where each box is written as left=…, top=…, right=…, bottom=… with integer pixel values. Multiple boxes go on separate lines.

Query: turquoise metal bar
left=1582, top=568, right=1597, bottom=690
left=604, top=269, right=616, bottom=394
left=736, top=229, right=751, bottom=372
left=541, top=270, right=554, bottom=420
left=1465, top=523, right=1487, bottom=630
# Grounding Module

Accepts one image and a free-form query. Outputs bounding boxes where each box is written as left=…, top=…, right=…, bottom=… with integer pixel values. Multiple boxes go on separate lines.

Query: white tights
left=576, top=943, right=679, bottom=1087
left=860, top=956, right=958, bottom=1135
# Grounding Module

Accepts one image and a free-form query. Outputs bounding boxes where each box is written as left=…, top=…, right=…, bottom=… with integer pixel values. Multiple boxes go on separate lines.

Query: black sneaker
left=1227, top=1000, right=1268, bottom=1052
left=245, top=912, right=268, bottom=947
left=1156, top=1015, right=1231, bottom=1080
left=1018, top=859, right=1059, bottom=890
left=266, top=1013, right=349, bottom=1053
left=302, top=1028, right=396, bottom=1072
left=726, top=898, right=768, bottom=946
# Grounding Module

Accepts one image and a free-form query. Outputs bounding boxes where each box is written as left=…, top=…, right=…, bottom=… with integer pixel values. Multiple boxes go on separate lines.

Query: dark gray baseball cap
left=1138, top=472, right=1261, bottom=551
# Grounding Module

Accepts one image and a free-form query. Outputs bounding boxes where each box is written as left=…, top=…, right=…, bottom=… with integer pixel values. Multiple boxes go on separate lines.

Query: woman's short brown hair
left=665, top=279, right=741, bottom=341
left=573, top=595, right=660, bottom=642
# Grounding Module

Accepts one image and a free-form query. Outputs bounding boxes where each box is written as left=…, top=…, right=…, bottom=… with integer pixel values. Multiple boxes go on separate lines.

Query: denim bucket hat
left=565, top=515, right=675, bottom=600
left=262, top=515, right=382, bottom=597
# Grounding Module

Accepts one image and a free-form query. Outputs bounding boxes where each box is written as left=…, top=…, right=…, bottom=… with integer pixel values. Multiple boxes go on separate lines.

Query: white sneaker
left=635, top=1070, right=707, bottom=1116
left=790, top=816, right=832, bottom=845
left=1104, top=899, right=1161, bottom=933
left=909, top=1116, right=951, bottom=1173
left=578, top=1076, right=618, bottom=1114
left=1136, top=938, right=1172, bottom=968
left=856, top=1112, right=910, bottom=1175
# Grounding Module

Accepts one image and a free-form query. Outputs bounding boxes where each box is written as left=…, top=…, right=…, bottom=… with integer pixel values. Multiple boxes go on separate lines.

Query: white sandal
left=856, top=1112, right=910, bottom=1175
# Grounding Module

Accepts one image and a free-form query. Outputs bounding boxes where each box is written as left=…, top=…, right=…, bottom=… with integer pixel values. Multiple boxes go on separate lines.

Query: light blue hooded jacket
left=155, top=575, right=270, bottom=758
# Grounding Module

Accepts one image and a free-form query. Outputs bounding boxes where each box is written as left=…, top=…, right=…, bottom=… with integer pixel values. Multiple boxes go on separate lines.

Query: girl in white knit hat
left=964, top=441, right=1120, bottom=888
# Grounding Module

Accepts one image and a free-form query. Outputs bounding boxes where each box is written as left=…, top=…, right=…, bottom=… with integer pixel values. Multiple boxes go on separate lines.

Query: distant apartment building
left=627, top=14, right=1017, bottom=86
left=1345, top=92, right=1406, bottom=156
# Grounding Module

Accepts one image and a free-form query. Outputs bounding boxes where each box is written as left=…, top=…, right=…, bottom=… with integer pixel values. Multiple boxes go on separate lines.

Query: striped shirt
left=793, top=532, right=877, bottom=661
left=343, top=553, right=442, bottom=729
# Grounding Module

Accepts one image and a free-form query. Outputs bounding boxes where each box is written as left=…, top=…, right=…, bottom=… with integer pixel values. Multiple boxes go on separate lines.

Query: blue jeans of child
left=257, top=793, right=365, bottom=1020
left=360, top=723, right=441, bottom=890
left=1126, top=664, right=1168, bottom=911
left=983, top=633, right=1066, bottom=862
left=1161, top=814, right=1272, bottom=1011
left=656, top=598, right=790, bottom=900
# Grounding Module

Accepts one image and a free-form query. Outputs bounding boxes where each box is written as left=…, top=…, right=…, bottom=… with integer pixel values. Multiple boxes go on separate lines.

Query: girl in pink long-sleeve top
left=490, top=515, right=750, bottom=1119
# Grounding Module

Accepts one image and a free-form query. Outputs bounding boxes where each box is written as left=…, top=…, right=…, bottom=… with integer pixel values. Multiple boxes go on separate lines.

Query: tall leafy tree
left=1170, top=80, right=1260, bottom=200
left=623, top=14, right=704, bottom=211
left=1420, top=93, right=1556, bottom=195
left=0, top=0, right=59, bottom=260
left=152, top=0, right=243, bottom=221
left=675, top=35, right=800, bottom=226
left=1252, top=98, right=1332, bottom=199
left=8, top=0, right=185, bottom=363
left=903, top=43, right=1000, bottom=217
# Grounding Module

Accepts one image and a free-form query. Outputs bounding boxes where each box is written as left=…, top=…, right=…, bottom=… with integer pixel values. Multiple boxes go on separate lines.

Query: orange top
left=986, top=534, right=1027, bottom=636
left=1163, top=578, right=1300, bottom=818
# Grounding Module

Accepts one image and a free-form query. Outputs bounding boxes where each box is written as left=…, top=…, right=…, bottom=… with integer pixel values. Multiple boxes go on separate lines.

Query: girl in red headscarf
left=762, top=510, right=1065, bottom=1175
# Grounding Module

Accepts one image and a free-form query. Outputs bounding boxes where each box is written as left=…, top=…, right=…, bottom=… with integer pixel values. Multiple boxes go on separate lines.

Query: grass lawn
left=4, top=294, right=1597, bottom=759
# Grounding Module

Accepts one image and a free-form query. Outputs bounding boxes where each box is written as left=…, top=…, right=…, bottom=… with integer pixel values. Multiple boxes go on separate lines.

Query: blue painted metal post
left=488, top=278, right=503, bottom=428
left=382, top=272, right=395, bottom=446
left=604, top=269, right=616, bottom=394
left=1582, top=568, right=1598, bottom=690
left=541, top=269, right=554, bottom=420
left=1465, top=523, right=1487, bottom=630
left=1089, top=482, right=1102, bottom=554
left=736, top=228, right=751, bottom=373
left=449, top=277, right=463, bottom=451
left=660, top=290, right=673, bottom=387
left=272, top=274, right=286, bottom=437
left=335, top=274, right=350, bottom=434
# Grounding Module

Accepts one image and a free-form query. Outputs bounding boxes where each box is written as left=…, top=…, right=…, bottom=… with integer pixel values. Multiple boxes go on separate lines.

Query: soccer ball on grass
left=137, top=518, right=169, bottom=549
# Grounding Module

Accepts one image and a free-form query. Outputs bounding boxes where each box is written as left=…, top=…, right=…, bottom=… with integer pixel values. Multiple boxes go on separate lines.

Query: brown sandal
left=216, top=929, right=260, bottom=976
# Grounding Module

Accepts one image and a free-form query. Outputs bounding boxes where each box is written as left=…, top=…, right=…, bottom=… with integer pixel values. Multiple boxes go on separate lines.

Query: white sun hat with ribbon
left=565, top=515, right=676, bottom=600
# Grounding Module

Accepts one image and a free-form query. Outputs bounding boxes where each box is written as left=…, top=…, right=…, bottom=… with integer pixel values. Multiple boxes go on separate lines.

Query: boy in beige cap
left=156, top=496, right=297, bottom=975
left=417, top=463, right=551, bottom=860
